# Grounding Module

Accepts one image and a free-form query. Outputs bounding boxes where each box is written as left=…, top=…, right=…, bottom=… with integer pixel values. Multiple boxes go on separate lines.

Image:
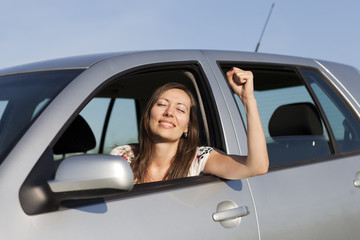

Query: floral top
left=110, top=145, right=213, bottom=176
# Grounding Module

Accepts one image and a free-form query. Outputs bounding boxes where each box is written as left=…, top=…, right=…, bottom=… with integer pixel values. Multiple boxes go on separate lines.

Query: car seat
left=53, top=115, right=96, bottom=155
left=267, top=102, right=331, bottom=165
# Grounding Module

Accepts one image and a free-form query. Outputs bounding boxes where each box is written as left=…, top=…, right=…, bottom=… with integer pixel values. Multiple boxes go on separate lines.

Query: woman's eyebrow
left=157, top=98, right=169, bottom=102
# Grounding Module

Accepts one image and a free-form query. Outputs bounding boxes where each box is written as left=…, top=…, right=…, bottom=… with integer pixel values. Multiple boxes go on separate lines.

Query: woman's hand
left=226, top=67, right=254, bottom=103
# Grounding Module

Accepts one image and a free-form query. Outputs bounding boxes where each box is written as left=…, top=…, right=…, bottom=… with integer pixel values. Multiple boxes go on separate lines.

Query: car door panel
left=204, top=52, right=360, bottom=239
left=249, top=156, right=360, bottom=239
left=26, top=180, right=258, bottom=240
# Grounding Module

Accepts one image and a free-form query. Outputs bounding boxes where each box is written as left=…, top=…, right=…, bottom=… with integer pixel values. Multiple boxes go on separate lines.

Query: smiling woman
left=111, top=82, right=203, bottom=183
left=111, top=68, right=269, bottom=184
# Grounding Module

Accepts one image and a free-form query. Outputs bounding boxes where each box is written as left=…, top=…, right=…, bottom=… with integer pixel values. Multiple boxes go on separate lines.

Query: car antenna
left=255, top=3, right=275, bottom=52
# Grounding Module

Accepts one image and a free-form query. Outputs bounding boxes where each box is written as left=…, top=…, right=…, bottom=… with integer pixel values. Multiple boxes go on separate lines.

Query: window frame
left=298, top=66, right=360, bottom=155
left=63, top=62, right=226, bottom=202
left=218, top=62, right=360, bottom=171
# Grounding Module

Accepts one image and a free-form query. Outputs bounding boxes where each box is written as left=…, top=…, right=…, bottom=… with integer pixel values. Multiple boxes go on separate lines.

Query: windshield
left=0, top=69, right=84, bottom=164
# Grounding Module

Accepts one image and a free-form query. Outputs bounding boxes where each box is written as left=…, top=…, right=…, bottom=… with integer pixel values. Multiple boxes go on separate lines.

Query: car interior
left=220, top=64, right=333, bottom=167
left=267, top=102, right=331, bottom=165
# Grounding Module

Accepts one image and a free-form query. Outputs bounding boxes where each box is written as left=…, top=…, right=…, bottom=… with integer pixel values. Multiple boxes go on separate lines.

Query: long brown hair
left=131, top=82, right=199, bottom=183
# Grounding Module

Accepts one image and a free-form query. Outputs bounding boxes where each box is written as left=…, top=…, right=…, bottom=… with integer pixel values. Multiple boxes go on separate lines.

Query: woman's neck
left=151, top=141, right=178, bottom=163
left=145, top=141, right=178, bottom=182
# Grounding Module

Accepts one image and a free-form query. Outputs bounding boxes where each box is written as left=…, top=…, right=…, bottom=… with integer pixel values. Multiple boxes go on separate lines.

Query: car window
left=32, top=99, right=50, bottom=119
left=52, top=64, right=214, bottom=171
left=81, top=97, right=139, bottom=154
left=301, top=69, right=360, bottom=153
left=0, top=70, right=83, bottom=164
left=104, top=98, right=139, bottom=152
left=223, top=66, right=332, bottom=167
left=0, top=100, right=8, bottom=121
left=53, top=97, right=139, bottom=160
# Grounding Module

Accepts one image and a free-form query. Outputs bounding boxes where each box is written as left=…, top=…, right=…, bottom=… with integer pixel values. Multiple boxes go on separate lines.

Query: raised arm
left=203, top=67, right=269, bottom=179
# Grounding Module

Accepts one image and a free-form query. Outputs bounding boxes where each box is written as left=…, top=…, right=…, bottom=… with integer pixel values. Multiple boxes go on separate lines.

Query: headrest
left=53, top=115, right=96, bottom=154
left=269, top=102, right=323, bottom=137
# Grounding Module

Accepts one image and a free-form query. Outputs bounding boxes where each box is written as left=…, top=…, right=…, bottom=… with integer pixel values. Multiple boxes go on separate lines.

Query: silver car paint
left=48, top=155, right=134, bottom=192
left=205, top=51, right=360, bottom=239
left=0, top=51, right=258, bottom=239
left=315, top=60, right=360, bottom=116
left=0, top=50, right=359, bottom=239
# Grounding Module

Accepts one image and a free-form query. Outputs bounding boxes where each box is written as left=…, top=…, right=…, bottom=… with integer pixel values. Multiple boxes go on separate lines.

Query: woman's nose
left=163, top=106, right=174, bottom=117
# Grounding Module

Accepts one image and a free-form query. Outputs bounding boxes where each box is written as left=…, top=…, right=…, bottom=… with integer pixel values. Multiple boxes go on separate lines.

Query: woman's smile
left=158, top=120, right=176, bottom=128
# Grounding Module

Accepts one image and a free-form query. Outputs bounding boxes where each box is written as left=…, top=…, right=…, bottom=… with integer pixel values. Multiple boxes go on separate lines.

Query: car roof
left=0, top=52, right=130, bottom=76
left=0, top=49, right=351, bottom=76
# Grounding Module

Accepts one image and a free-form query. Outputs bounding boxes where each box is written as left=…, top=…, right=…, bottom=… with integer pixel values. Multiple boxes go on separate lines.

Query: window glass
left=235, top=85, right=314, bottom=137
left=0, top=101, right=8, bottom=121
left=104, top=98, right=138, bottom=153
left=228, top=67, right=332, bottom=166
left=54, top=97, right=139, bottom=158
left=78, top=98, right=110, bottom=154
left=301, top=69, right=360, bottom=153
left=0, top=70, right=82, bottom=164
left=32, top=99, right=50, bottom=119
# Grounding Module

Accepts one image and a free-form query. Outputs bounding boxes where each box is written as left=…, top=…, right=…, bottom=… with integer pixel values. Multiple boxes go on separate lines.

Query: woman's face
left=149, top=88, right=191, bottom=143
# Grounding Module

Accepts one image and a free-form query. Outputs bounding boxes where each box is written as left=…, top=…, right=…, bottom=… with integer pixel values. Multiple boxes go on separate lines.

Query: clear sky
left=1, top=0, right=359, bottom=70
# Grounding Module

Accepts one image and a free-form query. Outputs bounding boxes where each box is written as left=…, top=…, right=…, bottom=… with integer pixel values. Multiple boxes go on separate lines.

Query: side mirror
left=48, top=154, right=134, bottom=193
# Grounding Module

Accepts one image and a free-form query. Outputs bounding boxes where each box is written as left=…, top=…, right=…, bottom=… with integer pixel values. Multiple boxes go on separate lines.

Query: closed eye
left=156, top=99, right=168, bottom=107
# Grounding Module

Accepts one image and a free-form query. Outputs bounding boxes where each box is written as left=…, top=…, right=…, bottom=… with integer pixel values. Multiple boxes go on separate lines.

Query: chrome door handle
left=354, top=179, right=360, bottom=188
left=354, top=171, right=360, bottom=188
left=213, top=206, right=249, bottom=222
left=212, top=201, right=249, bottom=228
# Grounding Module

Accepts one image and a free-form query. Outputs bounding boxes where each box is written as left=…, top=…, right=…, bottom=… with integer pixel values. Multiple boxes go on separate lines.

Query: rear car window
left=222, top=65, right=332, bottom=167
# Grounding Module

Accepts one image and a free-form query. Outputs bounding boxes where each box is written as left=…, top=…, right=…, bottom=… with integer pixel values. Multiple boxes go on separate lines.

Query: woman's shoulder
left=188, top=146, right=213, bottom=177
left=110, top=144, right=138, bottom=162
left=196, top=146, right=213, bottom=159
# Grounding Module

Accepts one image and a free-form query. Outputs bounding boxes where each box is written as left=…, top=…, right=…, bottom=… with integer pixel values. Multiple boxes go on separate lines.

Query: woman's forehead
left=159, top=88, right=191, bottom=105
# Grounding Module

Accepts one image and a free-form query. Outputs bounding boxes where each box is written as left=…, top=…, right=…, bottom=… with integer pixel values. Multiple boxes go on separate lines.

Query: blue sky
left=1, top=0, right=359, bottom=70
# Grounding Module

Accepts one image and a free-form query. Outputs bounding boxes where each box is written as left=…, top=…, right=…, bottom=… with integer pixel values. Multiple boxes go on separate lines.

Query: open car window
left=52, top=64, right=219, bottom=181
left=221, top=64, right=360, bottom=168
left=220, top=65, right=333, bottom=167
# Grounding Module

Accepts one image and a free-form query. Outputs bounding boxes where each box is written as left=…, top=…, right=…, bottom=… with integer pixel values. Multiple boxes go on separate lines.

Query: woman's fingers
left=226, top=67, right=255, bottom=100
left=227, top=67, right=252, bottom=84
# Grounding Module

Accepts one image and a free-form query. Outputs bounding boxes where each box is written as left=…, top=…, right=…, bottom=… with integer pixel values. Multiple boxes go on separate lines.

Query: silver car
left=0, top=50, right=359, bottom=239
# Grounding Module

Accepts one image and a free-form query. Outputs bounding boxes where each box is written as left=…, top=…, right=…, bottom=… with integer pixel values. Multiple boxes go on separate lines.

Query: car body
left=0, top=50, right=359, bottom=239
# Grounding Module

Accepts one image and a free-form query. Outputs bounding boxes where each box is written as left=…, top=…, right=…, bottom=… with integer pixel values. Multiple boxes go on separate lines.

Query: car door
left=246, top=67, right=360, bottom=240
left=14, top=51, right=259, bottom=239
left=205, top=51, right=360, bottom=239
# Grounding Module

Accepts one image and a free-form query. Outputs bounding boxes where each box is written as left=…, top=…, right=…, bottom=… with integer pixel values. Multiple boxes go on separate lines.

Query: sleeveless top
left=110, top=145, right=213, bottom=176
